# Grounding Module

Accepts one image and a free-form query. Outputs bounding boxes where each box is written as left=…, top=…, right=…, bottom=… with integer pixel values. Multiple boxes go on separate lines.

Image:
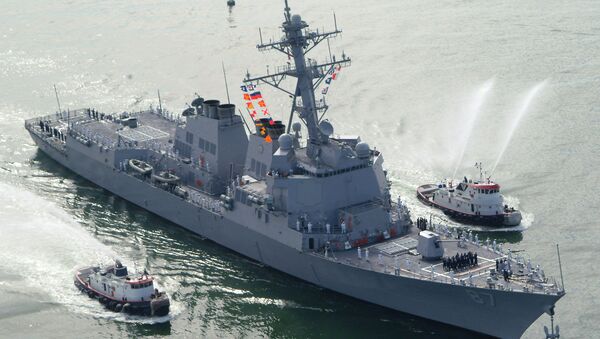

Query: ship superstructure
left=25, top=2, right=563, bottom=337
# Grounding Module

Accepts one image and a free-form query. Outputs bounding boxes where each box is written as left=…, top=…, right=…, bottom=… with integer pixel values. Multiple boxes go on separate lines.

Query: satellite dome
left=292, top=14, right=302, bottom=24
left=292, top=122, right=302, bottom=132
left=355, top=142, right=370, bottom=159
left=319, top=120, right=334, bottom=136
left=278, top=134, right=293, bottom=151
left=182, top=107, right=195, bottom=116
left=191, top=97, right=204, bottom=108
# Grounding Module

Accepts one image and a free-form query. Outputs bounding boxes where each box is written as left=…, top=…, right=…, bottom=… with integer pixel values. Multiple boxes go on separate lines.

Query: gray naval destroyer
left=26, top=2, right=564, bottom=338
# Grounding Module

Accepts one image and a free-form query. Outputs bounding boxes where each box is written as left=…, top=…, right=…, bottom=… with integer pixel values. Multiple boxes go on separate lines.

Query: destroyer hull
left=30, top=132, right=559, bottom=338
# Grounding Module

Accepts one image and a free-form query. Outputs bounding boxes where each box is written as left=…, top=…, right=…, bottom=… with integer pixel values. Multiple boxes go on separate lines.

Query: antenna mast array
left=244, top=0, right=351, bottom=159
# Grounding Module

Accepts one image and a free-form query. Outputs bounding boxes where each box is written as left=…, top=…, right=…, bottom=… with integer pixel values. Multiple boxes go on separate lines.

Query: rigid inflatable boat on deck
left=152, top=171, right=179, bottom=184
left=128, top=159, right=153, bottom=176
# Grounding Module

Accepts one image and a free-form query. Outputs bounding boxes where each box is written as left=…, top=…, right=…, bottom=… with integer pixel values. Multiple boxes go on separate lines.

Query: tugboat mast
left=244, top=0, right=351, bottom=159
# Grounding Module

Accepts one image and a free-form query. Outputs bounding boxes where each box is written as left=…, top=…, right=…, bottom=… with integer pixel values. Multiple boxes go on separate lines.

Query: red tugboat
left=417, top=165, right=522, bottom=227
left=74, top=260, right=170, bottom=316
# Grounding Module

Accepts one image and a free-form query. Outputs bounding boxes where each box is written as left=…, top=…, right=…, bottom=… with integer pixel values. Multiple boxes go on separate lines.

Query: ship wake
left=0, top=182, right=179, bottom=324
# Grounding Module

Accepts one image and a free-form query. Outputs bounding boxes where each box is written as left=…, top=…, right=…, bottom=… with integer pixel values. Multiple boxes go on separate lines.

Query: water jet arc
left=492, top=80, right=547, bottom=174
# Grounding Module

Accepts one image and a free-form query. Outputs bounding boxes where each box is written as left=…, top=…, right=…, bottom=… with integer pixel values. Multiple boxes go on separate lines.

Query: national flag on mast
left=250, top=91, right=262, bottom=100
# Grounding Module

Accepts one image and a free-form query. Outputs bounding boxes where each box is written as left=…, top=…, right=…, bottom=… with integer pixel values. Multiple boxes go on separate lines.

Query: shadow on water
left=124, top=321, right=172, bottom=337
left=29, top=150, right=491, bottom=338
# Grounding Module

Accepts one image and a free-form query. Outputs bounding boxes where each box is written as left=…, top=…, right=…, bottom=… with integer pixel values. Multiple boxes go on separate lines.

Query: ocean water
left=1, top=0, right=599, bottom=338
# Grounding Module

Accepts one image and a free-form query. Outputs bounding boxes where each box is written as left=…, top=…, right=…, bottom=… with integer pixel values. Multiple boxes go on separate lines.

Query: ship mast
left=244, top=0, right=351, bottom=159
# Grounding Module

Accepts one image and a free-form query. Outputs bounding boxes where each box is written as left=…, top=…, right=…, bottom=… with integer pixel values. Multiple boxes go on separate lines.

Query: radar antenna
left=475, top=162, right=484, bottom=181
left=244, top=0, right=351, bottom=159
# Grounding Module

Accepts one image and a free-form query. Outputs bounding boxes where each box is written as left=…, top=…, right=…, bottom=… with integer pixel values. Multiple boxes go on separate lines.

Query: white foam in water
left=0, top=182, right=179, bottom=323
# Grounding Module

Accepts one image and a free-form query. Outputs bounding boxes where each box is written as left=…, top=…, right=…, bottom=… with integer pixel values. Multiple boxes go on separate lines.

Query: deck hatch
left=374, top=238, right=418, bottom=256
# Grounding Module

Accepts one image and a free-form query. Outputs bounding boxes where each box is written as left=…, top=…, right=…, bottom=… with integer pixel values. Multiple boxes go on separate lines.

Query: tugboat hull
left=417, top=184, right=519, bottom=227
left=74, top=267, right=170, bottom=317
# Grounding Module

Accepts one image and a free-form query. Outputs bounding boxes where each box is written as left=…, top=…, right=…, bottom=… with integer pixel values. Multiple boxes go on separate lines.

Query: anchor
left=543, top=306, right=560, bottom=339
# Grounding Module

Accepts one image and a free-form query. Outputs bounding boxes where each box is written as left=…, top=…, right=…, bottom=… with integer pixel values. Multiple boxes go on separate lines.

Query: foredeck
left=317, top=224, right=563, bottom=296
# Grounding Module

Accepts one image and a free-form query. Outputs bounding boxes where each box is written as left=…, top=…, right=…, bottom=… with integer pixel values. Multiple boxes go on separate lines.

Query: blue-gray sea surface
left=1, top=0, right=598, bottom=338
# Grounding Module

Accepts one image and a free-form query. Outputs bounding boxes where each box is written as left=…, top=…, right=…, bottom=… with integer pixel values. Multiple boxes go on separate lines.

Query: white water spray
left=0, top=183, right=180, bottom=323
left=452, top=79, right=494, bottom=178
left=491, top=80, right=547, bottom=174
left=0, top=183, right=115, bottom=308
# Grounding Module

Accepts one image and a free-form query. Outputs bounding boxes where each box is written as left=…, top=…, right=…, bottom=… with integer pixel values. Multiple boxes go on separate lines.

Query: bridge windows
left=197, top=137, right=216, bottom=155
left=292, top=163, right=369, bottom=177
left=186, top=131, right=194, bottom=144
left=174, top=139, right=192, bottom=158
